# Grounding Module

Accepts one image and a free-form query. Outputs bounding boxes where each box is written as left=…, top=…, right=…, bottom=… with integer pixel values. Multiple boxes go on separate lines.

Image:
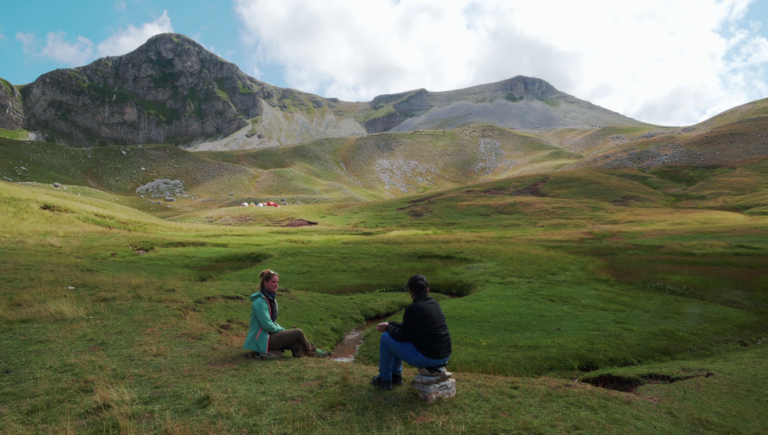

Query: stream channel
left=331, top=318, right=382, bottom=362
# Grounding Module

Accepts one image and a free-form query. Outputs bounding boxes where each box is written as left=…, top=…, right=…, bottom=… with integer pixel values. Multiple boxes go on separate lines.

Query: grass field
left=2, top=108, right=768, bottom=434
left=2, top=148, right=767, bottom=434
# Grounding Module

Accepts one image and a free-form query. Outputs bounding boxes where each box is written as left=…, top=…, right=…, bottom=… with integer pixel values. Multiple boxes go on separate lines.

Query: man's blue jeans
left=378, top=332, right=450, bottom=381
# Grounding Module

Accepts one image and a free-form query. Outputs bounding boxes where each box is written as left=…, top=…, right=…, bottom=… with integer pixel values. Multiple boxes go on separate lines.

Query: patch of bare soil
left=217, top=214, right=256, bottom=225
left=482, top=188, right=504, bottom=195
left=396, top=205, right=430, bottom=218
left=283, top=219, right=318, bottom=227
left=40, top=204, right=67, bottom=212
left=511, top=177, right=549, bottom=197
left=408, top=194, right=442, bottom=204
left=611, top=198, right=636, bottom=206
left=583, top=371, right=714, bottom=393
left=196, top=295, right=244, bottom=304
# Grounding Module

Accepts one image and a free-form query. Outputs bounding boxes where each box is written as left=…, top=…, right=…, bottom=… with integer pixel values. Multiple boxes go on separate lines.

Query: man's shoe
left=371, top=375, right=393, bottom=390
left=392, top=374, right=404, bottom=386
left=418, top=366, right=451, bottom=380
left=315, top=349, right=332, bottom=358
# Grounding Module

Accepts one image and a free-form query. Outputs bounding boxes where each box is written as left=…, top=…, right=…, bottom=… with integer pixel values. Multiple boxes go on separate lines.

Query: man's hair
left=406, top=274, right=428, bottom=294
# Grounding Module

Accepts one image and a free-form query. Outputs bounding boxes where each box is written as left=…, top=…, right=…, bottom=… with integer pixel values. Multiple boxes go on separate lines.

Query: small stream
left=332, top=318, right=381, bottom=363
left=331, top=294, right=459, bottom=362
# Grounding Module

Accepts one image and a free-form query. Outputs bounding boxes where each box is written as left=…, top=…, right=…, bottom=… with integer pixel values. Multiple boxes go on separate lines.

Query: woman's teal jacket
left=243, top=290, right=285, bottom=353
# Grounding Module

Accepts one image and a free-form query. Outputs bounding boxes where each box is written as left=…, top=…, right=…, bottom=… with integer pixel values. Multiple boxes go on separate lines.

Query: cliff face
left=20, top=33, right=364, bottom=147
left=0, top=79, right=24, bottom=130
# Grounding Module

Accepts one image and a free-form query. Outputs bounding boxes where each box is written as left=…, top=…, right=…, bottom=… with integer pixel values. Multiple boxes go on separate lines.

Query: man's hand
left=376, top=322, right=388, bottom=332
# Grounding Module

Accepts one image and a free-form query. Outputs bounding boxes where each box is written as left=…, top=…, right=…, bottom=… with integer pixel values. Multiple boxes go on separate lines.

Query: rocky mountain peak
left=1, top=33, right=645, bottom=149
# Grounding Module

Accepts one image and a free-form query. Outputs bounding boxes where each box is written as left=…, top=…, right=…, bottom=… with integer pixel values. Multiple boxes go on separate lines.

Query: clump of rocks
left=135, top=179, right=185, bottom=198
left=411, top=368, right=456, bottom=403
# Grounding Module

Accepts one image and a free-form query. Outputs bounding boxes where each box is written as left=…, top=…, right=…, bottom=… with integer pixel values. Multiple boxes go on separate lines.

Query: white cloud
left=16, top=33, right=36, bottom=54
left=24, top=11, right=173, bottom=67
left=39, top=32, right=95, bottom=65
left=234, top=0, right=768, bottom=126
left=96, top=11, right=173, bottom=57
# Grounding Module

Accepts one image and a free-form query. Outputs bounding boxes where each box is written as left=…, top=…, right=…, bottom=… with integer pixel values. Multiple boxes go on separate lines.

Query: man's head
left=406, top=274, right=428, bottom=295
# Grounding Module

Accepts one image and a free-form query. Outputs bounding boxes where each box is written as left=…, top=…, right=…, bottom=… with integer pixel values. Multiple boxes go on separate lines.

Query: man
left=372, top=274, right=452, bottom=390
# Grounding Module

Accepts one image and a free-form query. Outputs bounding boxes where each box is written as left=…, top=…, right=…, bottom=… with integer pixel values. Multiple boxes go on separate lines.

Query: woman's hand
left=376, top=322, right=388, bottom=332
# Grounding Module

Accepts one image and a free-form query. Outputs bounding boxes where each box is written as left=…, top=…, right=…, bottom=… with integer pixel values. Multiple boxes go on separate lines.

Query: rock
left=411, top=378, right=456, bottom=403
left=0, top=77, right=24, bottom=130
left=136, top=179, right=184, bottom=198
left=411, top=370, right=456, bottom=403
left=53, top=182, right=61, bottom=187
left=2, top=176, right=12, bottom=182
left=67, top=286, right=75, bottom=290
left=229, top=193, right=234, bottom=196
left=164, top=197, right=176, bottom=202
left=121, top=150, right=127, bottom=155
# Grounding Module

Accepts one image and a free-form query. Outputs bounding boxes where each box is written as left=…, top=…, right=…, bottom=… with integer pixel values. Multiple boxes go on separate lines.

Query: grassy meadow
left=1, top=130, right=768, bottom=434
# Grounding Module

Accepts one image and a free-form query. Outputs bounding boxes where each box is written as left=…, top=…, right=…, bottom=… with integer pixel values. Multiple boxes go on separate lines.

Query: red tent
left=266, top=201, right=280, bottom=207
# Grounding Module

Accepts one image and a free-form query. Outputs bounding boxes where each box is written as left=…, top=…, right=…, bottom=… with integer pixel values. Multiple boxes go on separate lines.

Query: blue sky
left=0, top=1, right=284, bottom=87
left=2, top=0, right=767, bottom=126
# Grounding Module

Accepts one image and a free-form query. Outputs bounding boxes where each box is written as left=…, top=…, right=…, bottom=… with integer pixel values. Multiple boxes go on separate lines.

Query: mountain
left=1, top=33, right=646, bottom=150
left=360, top=77, right=644, bottom=134
left=13, top=34, right=366, bottom=148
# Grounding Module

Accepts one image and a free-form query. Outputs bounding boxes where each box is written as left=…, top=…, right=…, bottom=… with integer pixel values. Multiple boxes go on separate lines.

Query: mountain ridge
left=2, top=33, right=646, bottom=150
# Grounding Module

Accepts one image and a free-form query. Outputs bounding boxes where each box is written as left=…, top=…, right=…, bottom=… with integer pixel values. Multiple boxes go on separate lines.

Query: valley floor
left=1, top=176, right=767, bottom=434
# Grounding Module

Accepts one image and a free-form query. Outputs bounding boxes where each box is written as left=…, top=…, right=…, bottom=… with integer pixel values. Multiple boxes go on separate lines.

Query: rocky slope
left=0, top=79, right=24, bottom=130
left=14, top=34, right=366, bottom=148
left=362, top=76, right=647, bottom=133
left=2, top=33, right=647, bottom=150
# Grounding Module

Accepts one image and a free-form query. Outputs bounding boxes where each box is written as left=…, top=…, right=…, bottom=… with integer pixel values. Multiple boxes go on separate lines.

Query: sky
left=1, top=0, right=767, bottom=126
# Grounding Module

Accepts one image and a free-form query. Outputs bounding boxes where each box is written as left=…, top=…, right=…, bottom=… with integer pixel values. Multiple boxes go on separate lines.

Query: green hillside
left=3, top=106, right=768, bottom=433
left=2, top=168, right=767, bottom=433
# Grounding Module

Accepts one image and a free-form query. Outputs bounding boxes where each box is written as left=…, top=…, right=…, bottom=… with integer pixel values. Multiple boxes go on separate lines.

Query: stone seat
left=411, top=370, right=456, bottom=403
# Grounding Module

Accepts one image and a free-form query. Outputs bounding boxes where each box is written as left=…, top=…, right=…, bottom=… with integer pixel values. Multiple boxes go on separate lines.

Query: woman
left=243, top=269, right=331, bottom=358
left=372, top=274, right=452, bottom=390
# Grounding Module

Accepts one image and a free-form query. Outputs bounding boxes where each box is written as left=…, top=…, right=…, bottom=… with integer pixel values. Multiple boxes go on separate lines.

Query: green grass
left=361, top=105, right=397, bottom=122
left=0, top=128, right=28, bottom=141
left=2, top=132, right=768, bottom=432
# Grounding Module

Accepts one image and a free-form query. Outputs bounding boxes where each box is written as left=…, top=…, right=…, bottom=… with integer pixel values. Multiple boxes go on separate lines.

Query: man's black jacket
left=387, top=292, right=452, bottom=359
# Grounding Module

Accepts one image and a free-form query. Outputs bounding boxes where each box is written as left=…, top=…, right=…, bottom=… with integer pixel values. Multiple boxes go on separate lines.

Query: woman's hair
left=259, top=269, right=279, bottom=289
left=406, top=274, right=428, bottom=294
